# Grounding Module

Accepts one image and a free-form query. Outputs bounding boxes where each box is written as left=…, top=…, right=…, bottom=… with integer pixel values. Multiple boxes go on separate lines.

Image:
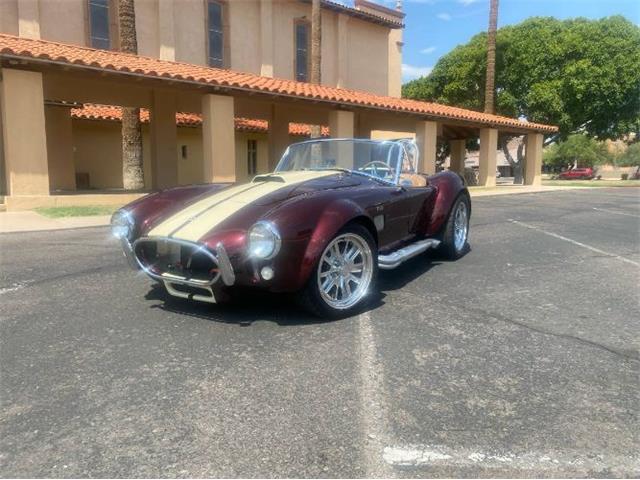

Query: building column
left=415, top=120, right=438, bottom=174
left=524, top=133, right=543, bottom=186
left=449, top=139, right=466, bottom=175
left=18, top=0, right=40, bottom=39
left=202, top=94, right=236, bottom=183
left=268, top=106, right=290, bottom=170
left=260, top=0, right=274, bottom=77
left=158, top=0, right=176, bottom=61
left=329, top=110, right=355, bottom=168
left=150, top=91, right=178, bottom=189
left=478, top=128, right=498, bottom=187
left=329, top=110, right=354, bottom=138
left=336, top=15, right=349, bottom=89
left=0, top=69, right=49, bottom=196
left=45, top=105, right=76, bottom=191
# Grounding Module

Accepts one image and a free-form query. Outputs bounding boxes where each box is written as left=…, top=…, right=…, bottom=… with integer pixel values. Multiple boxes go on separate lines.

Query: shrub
left=616, top=143, right=640, bottom=167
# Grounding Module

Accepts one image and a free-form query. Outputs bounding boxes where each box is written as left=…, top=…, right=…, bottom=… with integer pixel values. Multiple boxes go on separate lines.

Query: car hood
left=145, top=170, right=362, bottom=242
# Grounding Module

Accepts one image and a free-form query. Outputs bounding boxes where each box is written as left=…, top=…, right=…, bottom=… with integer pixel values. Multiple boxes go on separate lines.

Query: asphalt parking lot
left=1, top=188, right=639, bottom=478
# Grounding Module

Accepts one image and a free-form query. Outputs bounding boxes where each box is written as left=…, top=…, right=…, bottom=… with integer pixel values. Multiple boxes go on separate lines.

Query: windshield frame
left=274, top=138, right=418, bottom=186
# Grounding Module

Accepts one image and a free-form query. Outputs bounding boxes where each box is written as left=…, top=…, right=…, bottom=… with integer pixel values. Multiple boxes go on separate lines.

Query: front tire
left=299, top=224, right=378, bottom=319
left=438, top=195, right=470, bottom=260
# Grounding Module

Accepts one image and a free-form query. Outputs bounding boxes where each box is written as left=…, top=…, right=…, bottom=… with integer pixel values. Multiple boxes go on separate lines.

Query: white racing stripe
left=148, top=171, right=335, bottom=241
left=383, top=445, right=640, bottom=472
left=592, top=207, right=640, bottom=218
left=509, top=219, right=640, bottom=267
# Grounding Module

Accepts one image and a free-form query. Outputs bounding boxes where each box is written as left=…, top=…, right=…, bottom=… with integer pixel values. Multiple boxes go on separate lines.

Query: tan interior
left=399, top=173, right=428, bottom=188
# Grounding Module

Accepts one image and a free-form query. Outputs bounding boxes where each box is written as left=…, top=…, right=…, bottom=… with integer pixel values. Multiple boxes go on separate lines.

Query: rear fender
left=425, top=171, right=469, bottom=236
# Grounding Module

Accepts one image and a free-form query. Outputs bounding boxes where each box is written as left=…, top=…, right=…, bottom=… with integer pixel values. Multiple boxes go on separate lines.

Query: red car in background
left=557, top=167, right=596, bottom=180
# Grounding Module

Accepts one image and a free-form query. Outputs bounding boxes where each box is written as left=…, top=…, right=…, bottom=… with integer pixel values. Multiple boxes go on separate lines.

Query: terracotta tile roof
left=0, top=34, right=558, bottom=134
left=71, top=103, right=330, bottom=137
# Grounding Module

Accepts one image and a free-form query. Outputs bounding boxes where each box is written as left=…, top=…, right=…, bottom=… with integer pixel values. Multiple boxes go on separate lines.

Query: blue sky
left=372, top=0, right=640, bottom=83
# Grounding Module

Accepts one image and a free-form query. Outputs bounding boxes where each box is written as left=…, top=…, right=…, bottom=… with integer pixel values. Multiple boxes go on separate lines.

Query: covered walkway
left=0, top=34, right=557, bottom=210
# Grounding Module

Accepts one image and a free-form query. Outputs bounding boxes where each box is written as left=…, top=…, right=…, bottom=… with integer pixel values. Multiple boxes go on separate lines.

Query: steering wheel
left=359, top=161, right=396, bottom=180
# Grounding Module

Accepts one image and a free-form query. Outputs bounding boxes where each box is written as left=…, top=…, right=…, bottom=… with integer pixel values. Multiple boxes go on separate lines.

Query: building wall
left=71, top=120, right=282, bottom=190
left=0, top=0, right=401, bottom=96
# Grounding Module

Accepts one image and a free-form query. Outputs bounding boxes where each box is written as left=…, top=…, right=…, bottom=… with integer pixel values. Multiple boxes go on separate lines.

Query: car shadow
left=145, top=284, right=326, bottom=327
left=144, top=248, right=468, bottom=326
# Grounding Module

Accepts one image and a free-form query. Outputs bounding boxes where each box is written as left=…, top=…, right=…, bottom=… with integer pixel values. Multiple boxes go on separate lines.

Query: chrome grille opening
left=133, top=237, right=220, bottom=286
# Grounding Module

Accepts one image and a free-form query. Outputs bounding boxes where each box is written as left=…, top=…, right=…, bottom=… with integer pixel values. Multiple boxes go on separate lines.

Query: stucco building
left=0, top=0, right=556, bottom=210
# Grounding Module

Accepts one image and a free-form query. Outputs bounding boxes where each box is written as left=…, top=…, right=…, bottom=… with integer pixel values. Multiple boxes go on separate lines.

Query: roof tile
left=0, top=34, right=558, bottom=133
left=71, top=103, right=330, bottom=137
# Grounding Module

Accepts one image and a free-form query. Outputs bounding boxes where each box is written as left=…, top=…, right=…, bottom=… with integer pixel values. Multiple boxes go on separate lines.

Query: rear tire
left=438, top=195, right=470, bottom=260
left=299, top=224, right=378, bottom=319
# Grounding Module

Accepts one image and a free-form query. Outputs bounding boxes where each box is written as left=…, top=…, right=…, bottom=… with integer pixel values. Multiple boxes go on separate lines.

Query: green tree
left=403, top=16, right=640, bottom=181
left=616, top=143, right=640, bottom=167
left=543, top=134, right=612, bottom=169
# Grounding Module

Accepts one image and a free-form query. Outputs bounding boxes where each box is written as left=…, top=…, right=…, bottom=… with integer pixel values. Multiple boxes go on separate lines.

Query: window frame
left=247, top=139, right=258, bottom=176
left=293, top=18, right=311, bottom=82
left=206, top=0, right=229, bottom=69
left=86, top=0, right=119, bottom=50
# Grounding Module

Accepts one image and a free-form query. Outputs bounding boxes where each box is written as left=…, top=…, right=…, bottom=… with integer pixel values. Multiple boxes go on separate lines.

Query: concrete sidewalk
left=0, top=211, right=112, bottom=233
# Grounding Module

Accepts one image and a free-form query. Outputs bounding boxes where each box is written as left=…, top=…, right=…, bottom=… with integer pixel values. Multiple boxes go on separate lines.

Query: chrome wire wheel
left=317, top=233, right=374, bottom=310
left=453, top=200, right=468, bottom=252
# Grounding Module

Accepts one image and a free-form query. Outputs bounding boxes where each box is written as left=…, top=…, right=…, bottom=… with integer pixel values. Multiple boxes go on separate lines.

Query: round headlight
left=248, top=221, right=281, bottom=259
left=110, top=209, right=134, bottom=239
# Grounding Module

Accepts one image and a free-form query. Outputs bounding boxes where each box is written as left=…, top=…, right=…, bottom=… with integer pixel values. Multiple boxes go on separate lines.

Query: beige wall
left=0, top=0, right=19, bottom=36
left=0, top=0, right=401, bottom=96
left=71, top=120, right=277, bottom=190
left=39, top=0, right=86, bottom=45
left=72, top=120, right=153, bottom=190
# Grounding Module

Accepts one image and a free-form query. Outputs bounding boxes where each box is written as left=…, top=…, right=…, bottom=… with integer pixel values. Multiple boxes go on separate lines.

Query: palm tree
left=309, top=0, right=322, bottom=138
left=484, top=0, right=498, bottom=114
left=119, top=0, right=144, bottom=190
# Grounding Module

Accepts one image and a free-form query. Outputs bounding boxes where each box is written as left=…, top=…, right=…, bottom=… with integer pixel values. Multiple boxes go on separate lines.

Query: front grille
left=133, top=237, right=220, bottom=286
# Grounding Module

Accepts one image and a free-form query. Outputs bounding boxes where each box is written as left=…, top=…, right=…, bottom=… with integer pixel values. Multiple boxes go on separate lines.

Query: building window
left=181, top=145, right=188, bottom=159
left=294, top=20, right=310, bottom=82
left=247, top=139, right=258, bottom=176
left=88, top=0, right=111, bottom=50
left=207, top=0, right=225, bottom=68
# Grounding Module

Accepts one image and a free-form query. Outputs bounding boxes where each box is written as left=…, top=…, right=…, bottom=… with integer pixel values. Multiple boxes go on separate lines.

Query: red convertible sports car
left=112, top=138, right=470, bottom=318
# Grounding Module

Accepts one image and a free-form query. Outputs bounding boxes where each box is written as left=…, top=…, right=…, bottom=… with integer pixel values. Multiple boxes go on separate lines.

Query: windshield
left=275, top=139, right=417, bottom=185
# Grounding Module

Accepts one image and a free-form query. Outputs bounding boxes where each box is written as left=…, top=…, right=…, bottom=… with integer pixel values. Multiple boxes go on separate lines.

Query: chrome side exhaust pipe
left=378, top=238, right=441, bottom=270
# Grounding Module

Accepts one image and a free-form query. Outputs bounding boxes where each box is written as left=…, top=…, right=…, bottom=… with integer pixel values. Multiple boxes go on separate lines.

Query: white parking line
left=383, top=444, right=640, bottom=473
left=357, top=310, right=394, bottom=478
left=509, top=219, right=640, bottom=267
left=592, top=207, right=640, bottom=218
left=0, top=282, right=27, bottom=295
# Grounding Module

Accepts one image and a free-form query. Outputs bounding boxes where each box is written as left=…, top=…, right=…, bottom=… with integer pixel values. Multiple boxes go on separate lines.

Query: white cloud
left=420, top=46, right=437, bottom=54
left=458, top=0, right=478, bottom=5
left=436, top=12, right=452, bottom=21
left=402, top=63, right=433, bottom=82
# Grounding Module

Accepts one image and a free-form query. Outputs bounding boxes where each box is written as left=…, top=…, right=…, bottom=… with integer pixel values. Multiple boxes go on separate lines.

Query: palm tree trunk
left=484, top=0, right=498, bottom=114
left=119, top=0, right=144, bottom=190
left=309, top=0, right=322, bottom=139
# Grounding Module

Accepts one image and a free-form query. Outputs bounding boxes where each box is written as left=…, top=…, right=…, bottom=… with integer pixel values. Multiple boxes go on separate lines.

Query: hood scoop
left=253, top=174, right=286, bottom=183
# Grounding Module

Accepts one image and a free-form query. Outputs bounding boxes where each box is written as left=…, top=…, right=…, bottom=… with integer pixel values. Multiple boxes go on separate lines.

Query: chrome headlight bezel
left=110, top=209, right=134, bottom=240
left=247, top=221, right=281, bottom=260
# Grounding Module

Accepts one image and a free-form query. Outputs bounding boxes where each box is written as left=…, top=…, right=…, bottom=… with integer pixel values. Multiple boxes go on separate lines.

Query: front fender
left=265, top=196, right=369, bottom=292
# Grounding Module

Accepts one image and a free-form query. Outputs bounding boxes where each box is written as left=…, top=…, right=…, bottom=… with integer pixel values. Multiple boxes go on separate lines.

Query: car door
left=370, top=184, right=435, bottom=249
